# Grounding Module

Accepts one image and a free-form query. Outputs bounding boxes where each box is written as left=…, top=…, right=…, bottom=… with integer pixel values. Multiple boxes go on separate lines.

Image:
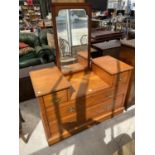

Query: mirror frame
left=51, top=3, right=92, bottom=70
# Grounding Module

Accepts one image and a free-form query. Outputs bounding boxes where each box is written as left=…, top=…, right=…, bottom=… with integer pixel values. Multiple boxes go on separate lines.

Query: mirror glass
left=56, top=9, right=88, bottom=71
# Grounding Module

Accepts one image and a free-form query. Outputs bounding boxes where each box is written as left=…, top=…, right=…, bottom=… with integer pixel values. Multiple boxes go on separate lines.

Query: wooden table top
left=91, top=40, right=121, bottom=51
left=30, top=66, right=71, bottom=97
left=92, top=56, right=133, bottom=75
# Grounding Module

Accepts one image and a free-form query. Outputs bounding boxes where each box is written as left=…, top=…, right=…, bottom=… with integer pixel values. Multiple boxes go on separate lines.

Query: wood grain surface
left=92, top=56, right=133, bottom=75
left=30, top=66, right=71, bottom=97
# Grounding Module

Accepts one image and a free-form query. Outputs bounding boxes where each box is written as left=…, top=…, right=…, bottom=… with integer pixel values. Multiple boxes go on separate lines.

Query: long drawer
left=85, top=94, right=124, bottom=119
left=48, top=94, right=124, bottom=135
left=49, top=114, right=78, bottom=135
left=45, top=86, right=126, bottom=122
left=46, top=88, right=115, bottom=121
left=46, top=93, right=124, bottom=122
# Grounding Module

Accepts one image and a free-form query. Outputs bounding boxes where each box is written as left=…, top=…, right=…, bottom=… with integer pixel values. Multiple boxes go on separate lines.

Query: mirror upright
left=52, top=3, right=91, bottom=74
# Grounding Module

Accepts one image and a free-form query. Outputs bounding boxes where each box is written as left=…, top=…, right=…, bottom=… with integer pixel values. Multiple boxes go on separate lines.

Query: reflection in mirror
left=56, top=9, right=88, bottom=73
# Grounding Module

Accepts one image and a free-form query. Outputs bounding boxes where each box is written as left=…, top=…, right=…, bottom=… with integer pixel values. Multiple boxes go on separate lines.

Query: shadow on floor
left=29, top=108, right=135, bottom=155
left=20, top=99, right=40, bottom=142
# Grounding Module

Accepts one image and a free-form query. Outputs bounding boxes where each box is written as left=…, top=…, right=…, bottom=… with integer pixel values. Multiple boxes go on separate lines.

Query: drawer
left=48, top=94, right=124, bottom=135
left=49, top=114, right=78, bottom=134
left=46, top=87, right=126, bottom=122
left=86, top=94, right=124, bottom=119
left=92, top=64, right=130, bottom=87
left=84, top=87, right=126, bottom=108
left=46, top=101, right=76, bottom=122
left=43, top=90, right=68, bottom=108
left=85, top=89, right=114, bottom=108
left=113, top=83, right=129, bottom=96
left=113, top=71, right=129, bottom=86
left=46, top=92, right=124, bottom=123
left=46, top=89, right=114, bottom=122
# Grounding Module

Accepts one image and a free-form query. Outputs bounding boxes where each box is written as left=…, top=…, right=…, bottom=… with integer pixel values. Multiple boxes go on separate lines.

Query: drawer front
left=84, top=87, right=126, bottom=108
left=43, top=90, right=68, bottom=108
left=113, top=71, right=129, bottom=86
left=85, top=89, right=114, bottom=108
left=114, top=83, right=129, bottom=96
left=46, top=89, right=114, bottom=122
left=49, top=114, right=78, bottom=135
left=86, top=94, right=124, bottom=119
left=92, top=64, right=130, bottom=87
left=46, top=88, right=125, bottom=122
left=46, top=101, right=76, bottom=122
left=48, top=94, right=124, bottom=135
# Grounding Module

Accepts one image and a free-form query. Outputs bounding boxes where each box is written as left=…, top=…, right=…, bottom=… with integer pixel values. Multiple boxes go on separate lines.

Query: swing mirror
left=52, top=3, right=91, bottom=74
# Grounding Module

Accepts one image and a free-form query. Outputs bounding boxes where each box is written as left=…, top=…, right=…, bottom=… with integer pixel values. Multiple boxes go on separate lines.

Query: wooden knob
left=68, top=107, right=75, bottom=113
left=53, top=98, right=61, bottom=104
left=119, top=78, right=122, bottom=81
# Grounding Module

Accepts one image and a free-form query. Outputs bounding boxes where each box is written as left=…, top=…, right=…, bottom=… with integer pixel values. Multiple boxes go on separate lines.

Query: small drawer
left=43, top=90, right=68, bottom=108
left=113, top=71, right=129, bottom=86
left=46, top=101, right=76, bottom=122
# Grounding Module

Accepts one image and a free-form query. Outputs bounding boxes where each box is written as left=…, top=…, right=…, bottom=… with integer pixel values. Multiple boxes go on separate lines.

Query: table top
left=92, top=40, right=121, bottom=51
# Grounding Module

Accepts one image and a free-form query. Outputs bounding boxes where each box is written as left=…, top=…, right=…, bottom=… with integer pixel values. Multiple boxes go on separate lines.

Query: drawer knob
left=119, top=78, right=122, bottom=81
left=68, top=107, right=75, bottom=113
left=53, top=98, right=61, bottom=104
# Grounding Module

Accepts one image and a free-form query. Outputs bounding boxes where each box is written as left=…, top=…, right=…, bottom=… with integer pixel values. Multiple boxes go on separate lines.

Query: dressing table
left=30, top=3, right=133, bottom=146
